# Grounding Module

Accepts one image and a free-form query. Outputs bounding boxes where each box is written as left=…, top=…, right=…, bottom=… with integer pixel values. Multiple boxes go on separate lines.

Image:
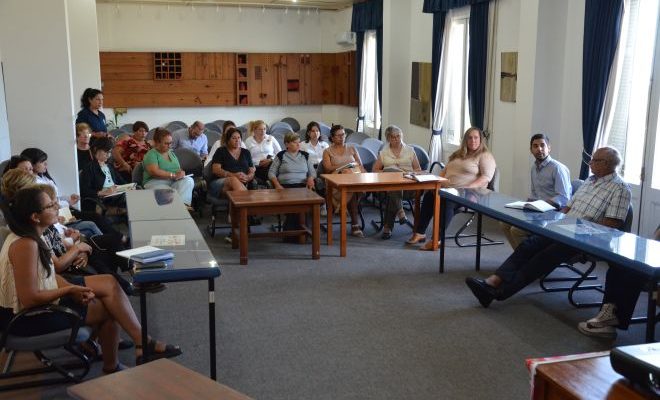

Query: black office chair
left=281, top=117, right=300, bottom=133
left=204, top=129, right=222, bottom=153
left=203, top=163, right=231, bottom=237
left=539, top=200, right=634, bottom=308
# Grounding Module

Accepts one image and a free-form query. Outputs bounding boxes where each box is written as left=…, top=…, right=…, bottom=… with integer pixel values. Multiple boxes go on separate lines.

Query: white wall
left=0, top=50, right=10, bottom=161
left=68, top=0, right=102, bottom=107
left=95, top=3, right=357, bottom=130
left=0, top=0, right=80, bottom=196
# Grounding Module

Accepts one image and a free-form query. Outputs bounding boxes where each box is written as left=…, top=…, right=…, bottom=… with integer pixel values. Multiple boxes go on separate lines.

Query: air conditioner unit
left=336, top=31, right=356, bottom=46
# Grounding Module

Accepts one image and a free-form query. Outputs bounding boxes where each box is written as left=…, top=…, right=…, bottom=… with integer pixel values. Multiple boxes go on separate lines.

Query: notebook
left=116, top=245, right=174, bottom=264
left=505, top=200, right=555, bottom=212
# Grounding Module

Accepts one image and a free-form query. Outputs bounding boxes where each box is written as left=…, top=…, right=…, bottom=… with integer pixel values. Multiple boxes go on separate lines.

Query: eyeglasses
left=39, top=201, right=59, bottom=212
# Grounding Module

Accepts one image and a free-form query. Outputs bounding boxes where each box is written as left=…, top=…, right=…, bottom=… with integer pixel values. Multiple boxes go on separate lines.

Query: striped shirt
left=566, top=172, right=630, bottom=223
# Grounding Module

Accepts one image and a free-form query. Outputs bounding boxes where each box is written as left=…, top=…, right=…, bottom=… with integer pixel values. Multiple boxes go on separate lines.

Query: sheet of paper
left=557, top=224, right=606, bottom=235
left=150, top=234, right=186, bottom=246
left=116, top=245, right=163, bottom=259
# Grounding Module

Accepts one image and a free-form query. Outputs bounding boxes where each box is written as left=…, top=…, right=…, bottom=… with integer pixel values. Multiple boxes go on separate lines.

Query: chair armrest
left=1, top=304, right=85, bottom=348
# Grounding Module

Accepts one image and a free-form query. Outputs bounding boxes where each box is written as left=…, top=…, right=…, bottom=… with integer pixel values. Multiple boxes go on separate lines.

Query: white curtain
left=429, top=12, right=452, bottom=165
left=359, top=30, right=381, bottom=136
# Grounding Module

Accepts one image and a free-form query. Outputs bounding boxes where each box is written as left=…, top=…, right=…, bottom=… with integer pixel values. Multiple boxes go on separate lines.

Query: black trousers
left=415, top=190, right=459, bottom=235
left=603, top=266, right=646, bottom=329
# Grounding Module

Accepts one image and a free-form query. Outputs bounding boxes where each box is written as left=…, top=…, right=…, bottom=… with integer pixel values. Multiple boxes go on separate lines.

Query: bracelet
left=170, top=173, right=174, bottom=179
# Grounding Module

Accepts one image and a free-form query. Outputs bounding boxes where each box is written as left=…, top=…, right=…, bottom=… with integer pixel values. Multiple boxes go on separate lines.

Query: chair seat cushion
left=5, top=326, right=92, bottom=351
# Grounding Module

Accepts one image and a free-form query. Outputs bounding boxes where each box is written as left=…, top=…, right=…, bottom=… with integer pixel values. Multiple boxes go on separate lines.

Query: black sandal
left=135, top=339, right=182, bottom=365
left=78, top=339, right=102, bottom=362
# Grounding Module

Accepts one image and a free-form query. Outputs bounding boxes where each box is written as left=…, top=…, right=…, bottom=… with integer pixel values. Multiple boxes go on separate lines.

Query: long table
left=438, top=188, right=660, bottom=341
left=323, top=172, right=447, bottom=256
left=126, top=189, right=221, bottom=380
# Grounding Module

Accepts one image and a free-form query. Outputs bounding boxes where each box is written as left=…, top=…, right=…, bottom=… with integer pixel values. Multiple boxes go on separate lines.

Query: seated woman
left=321, top=125, right=366, bottom=238
left=76, top=123, right=94, bottom=172
left=408, top=127, right=496, bottom=250
left=80, top=137, right=127, bottom=214
left=209, top=127, right=256, bottom=196
left=205, top=120, right=241, bottom=167
left=269, top=132, right=316, bottom=233
left=300, top=121, right=329, bottom=168
left=142, top=128, right=195, bottom=209
left=244, top=120, right=282, bottom=183
left=2, top=154, right=33, bottom=178
left=112, top=121, right=151, bottom=182
left=19, top=149, right=121, bottom=240
left=0, top=186, right=181, bottom=372
left=372, top=125, right=422, bottom=240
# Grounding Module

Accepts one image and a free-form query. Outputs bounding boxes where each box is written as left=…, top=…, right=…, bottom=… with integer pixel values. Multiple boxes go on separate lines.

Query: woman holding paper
left=372, top=125, right=422, bottom=239
left=142, top=128, right=195, bottom=210
left=79, top=137, right=128, bottom=213
left=0, top=186, right=181, bottom=372
left=408, top=127, right=496, bottom=250
left=322, top=125, right=366, bottom=238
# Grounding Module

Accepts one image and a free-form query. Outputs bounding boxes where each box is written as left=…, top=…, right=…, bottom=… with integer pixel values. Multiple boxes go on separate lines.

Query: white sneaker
left=577, top=303, right=619, bottom=339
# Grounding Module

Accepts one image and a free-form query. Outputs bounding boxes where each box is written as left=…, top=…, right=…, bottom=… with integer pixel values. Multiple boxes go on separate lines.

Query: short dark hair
left=329, top=124, right=344, bottom=138
left=80, top=88, right=102, bottom=109
left=133, top=121, right=149, bottom=132
left=5, top=155, right=32, bottom=174
left=153, top=127, right=172, bottom=143
left=530, top=133, right=550, bottom=146
left=91, top=137, right=114, bottom=153
left=223, top=127, right=242, bottom=146
left=305, top=121, right=321, bottom=142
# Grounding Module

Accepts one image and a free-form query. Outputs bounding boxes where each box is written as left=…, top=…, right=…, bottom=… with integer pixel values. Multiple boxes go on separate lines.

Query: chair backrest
left=0, top=226, right=10, bottom=247
left=271, top=132, right=286, bottom=150
left=269, top=122, right=293, bottom=137
left=571, top=179, right=584, bottom=196
left=361, top=138, right=384, bottom=157
left=344, top=128, right=355, bottom=136
left=621, top=204, right=634, bottom=233
left=345, top=132, right=369, bottom=144
left=173, top=147, right=203, bottom=177
left=109, top=128, right=126, bottom=138
left=238, top=124, right=249, bottom=139
left=205, top=122, right=223, bottom=133
left=429, top=161, right=445, bottom=176
left=165, top=121, right=187, bottom=131
left=487, top=167, right=500, bottom=192
left=119, top=123, right=133, bottom=132
left=281, top=117, right=300, bottom=133
left=352, top=145, right=377, bottom=172
left=0, top=159, right=10, bottom=179
left=204, top=129, right=222, bottom=152
left=317, top=122, right=331, bottom=136
left=146, top=128, right=157, bottom=141
left=132, top=162, right=145, bottom=186
left=410, top=144, right=430, bottom=171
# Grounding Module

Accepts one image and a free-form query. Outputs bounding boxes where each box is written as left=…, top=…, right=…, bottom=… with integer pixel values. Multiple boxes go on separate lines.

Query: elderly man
left=465, top=146, right=631, bottom=308
left=172, top=120, right=208, bottom=160
left=502, top=133, right=572, bottom=249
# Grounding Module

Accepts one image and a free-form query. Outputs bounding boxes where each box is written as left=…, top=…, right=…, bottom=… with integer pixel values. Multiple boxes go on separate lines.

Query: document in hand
left=504, top=200, right=555, bottom=212
left=116, top=245, right=174, bottom=264
left=58, top=207, right=77, bottom=224
left=403, top=173, right=442, bottom=182
left=335, top=162, right=356, bottom=173
left=102, top=182, right=137, bottom=197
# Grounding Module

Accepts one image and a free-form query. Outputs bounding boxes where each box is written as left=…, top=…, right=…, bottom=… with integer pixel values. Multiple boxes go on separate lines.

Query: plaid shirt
left=566, top=172, right=630, bottom=223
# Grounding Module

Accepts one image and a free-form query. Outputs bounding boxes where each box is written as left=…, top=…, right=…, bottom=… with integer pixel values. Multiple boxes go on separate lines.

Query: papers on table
left=505, top=200, right=555, bottom=212
left=116, top=245, right=174, bottom=264
left=150, top=235, right=186, bottom=246
left=557, top=224, right=607, bottom=235
left=403, top=173, right=442, bottom=182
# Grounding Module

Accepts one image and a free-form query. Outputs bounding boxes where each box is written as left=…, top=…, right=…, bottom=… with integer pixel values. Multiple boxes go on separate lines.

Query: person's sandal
left=406, top=234, right=426, bottom=245
left=79, top=339, right=102, bottom=362
left=135, top=339, right=182, bottom=365
left=351, top=225, right=365, bottom=238
left=419, top=240, right=441, bottom=251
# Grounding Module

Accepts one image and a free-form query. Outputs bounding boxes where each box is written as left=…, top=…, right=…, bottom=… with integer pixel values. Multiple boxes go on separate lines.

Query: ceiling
left=96, top=0, right=356, bottom=11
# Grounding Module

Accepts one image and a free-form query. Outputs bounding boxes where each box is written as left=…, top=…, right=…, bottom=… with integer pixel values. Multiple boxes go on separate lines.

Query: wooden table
left=533, top=355, right=655, bottom=399
left=67, top=359, right=252, bottom=400
left=323, top=172, right=446, bottom=256
left=226, top=188, right=324, bottom=265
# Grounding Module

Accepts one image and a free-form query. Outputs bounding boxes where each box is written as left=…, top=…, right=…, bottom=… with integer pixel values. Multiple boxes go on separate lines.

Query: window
left=601, top=0, right=659, bottom=184
left=358, top=30, right=380, bottom=134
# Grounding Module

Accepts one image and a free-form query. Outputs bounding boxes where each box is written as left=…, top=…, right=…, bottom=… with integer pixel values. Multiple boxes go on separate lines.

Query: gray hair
left=384, top=125, right=403, bottom=141
left=599, top=146, right=622, bottom=170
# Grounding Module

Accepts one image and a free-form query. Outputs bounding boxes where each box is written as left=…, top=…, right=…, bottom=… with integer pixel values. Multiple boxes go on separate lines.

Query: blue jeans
left=68, top=220, right=103, bottom=237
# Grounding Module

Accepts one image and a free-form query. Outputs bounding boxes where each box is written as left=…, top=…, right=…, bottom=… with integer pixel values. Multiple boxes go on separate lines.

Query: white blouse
left=301, top=141, right=329, bottom=165
left=0, top=232, right=59, bottom=313
left=244, top=135, right=282, bottom=164
left=379, top=144, right=417, bottom=172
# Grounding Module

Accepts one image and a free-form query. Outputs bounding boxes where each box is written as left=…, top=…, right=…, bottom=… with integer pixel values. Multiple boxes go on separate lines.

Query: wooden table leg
left=340, top=188, right=347, bottom=257
left=239, top=207, right=248, bottom=265
left=231, top=204, right=238, bottom=249
left=326, top=184, right=333, bottom=245
left=312, top=204, right=320, bottom=260
left=432, top=184, right=440, bottom=251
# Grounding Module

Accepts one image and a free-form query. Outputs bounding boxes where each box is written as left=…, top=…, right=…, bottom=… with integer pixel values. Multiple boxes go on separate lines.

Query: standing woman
left=408, top=127, right=496, bottom=250
left=300, top=121, right=329, bottom=168
left=372, top=125, right=422, bottom=239
left=142, top=128, right=195, bottom=209
left=321, top=125, right=366, bottom=238
left=244, top=120, right=282, bottom=183
left=112, top=121, right=152, bottom=182
left=75, top=88, right=108, bottom=141
left=0, top=187, right=181, bottom=372
left=209, top=127, right=256, bottom=196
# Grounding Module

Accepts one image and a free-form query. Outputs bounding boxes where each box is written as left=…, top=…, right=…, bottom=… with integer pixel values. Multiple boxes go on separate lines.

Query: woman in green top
left=142, top=128, right=195, bottom=207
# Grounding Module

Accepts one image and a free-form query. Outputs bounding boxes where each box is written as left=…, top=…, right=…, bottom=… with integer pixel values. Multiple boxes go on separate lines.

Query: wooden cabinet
left=101, top=51, right=355, bottom=108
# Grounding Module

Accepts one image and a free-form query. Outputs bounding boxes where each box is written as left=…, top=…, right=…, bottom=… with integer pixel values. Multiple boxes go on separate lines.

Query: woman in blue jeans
left=208, top=127, right=256, bottom=197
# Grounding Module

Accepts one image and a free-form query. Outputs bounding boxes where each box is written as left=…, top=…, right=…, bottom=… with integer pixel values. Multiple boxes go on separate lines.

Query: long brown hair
left=448, top=127, right=489, bottom=161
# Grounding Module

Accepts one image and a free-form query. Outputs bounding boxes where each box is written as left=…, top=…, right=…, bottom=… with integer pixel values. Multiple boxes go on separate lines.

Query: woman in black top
left=209, top=127, right=256, bottom=196
left=79, top=137, right=127, bottom=213
left=76, top=123, right=94, bottom=172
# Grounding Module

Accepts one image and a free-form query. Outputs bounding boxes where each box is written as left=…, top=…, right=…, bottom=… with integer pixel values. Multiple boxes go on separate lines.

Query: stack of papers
left=116, top=245, right=174, bottom=264
left=505, top=200, right=555, bottom=212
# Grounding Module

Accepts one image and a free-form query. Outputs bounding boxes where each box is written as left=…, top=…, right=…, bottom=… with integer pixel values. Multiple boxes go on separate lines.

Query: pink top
left=444, top=152, right=496, bottom=188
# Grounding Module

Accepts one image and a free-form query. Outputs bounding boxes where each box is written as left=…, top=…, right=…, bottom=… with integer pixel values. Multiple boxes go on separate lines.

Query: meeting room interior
left=1, top=0, right=660, bottom=399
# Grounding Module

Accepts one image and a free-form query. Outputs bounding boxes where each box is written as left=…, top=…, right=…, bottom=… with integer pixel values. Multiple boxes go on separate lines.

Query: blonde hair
left=1, top=169, right=37, bottom=201
left=249, top=120, right=267, bottom=136
left=76, top=122, right=91, bottom=137
left=38, top=183, right=57, bottom=200
left=448, top=127, right=489, bottom=162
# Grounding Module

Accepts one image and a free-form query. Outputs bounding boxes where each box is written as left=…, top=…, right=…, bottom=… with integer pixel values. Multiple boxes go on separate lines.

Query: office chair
left=281, top=117, right=301, bottom=133
left=202, top=163, right=231, bottom=237
left=316, top=162, right=365, bottom=232
left=204, top=129, right=222, bottom=154
left=174, top=147, right=205, bottom=215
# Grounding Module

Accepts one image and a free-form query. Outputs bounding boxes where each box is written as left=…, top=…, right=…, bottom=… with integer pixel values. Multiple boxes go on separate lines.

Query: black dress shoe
left=465, top=277, right=496, bottom=308
left=381, top=231, right=392, bottom=240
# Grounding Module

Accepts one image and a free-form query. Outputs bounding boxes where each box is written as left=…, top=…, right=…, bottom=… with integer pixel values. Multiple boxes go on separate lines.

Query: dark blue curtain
left=423, top=0, right=489, bottom=13
left=580, top=0, right=624, bottom=179
left=431, top=11, right=447, bottom=136
left=352, top=0, right=383, bottom=138
left=468, top=2, right=489, bottom=129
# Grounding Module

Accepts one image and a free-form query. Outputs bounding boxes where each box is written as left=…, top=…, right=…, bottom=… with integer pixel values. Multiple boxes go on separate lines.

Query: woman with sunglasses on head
left=0, top=186, right=181, bottom=373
